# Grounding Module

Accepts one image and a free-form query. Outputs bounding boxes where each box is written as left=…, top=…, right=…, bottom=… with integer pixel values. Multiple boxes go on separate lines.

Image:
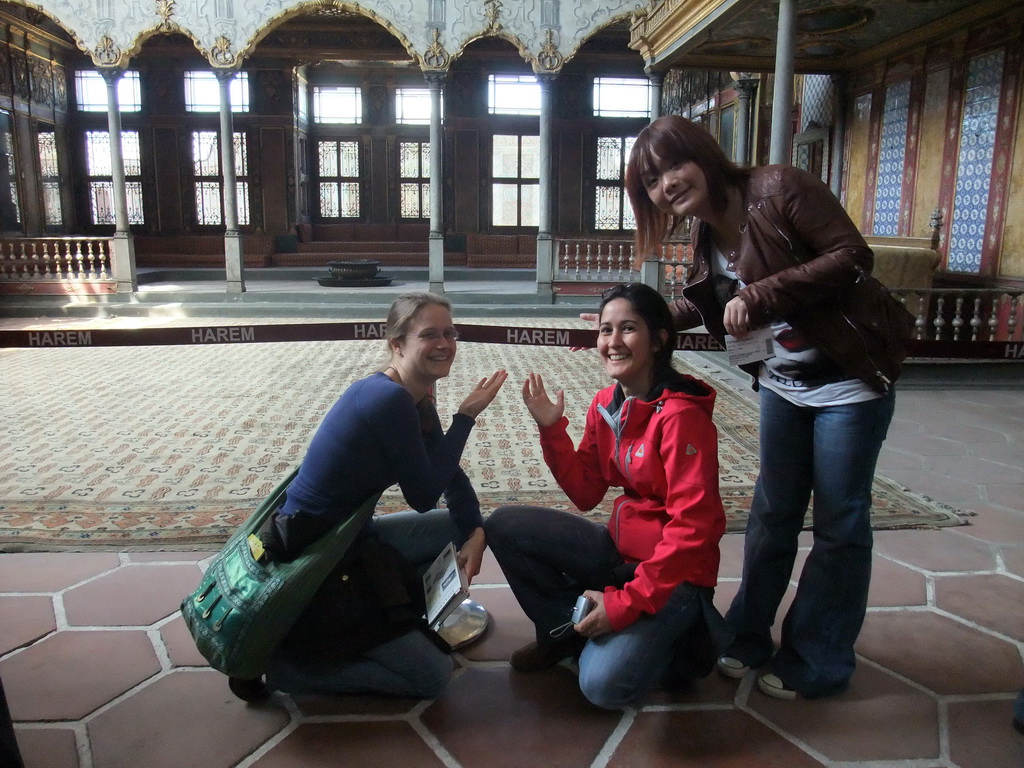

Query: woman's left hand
left=456, top=527, right=486, bottom=584
left=521, top=372, right=564, bottom=428
left=574, top=589, right=613, bottom=638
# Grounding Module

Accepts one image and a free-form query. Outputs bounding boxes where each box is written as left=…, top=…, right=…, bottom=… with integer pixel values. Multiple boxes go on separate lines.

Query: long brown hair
left=625, top=115, right=751, bottom=261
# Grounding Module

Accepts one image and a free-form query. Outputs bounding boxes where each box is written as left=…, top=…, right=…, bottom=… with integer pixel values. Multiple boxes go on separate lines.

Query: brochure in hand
left=423, top=541, right=469, bottom=629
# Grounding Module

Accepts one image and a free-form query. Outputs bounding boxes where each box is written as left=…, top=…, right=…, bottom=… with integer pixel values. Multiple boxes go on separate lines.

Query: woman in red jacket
left=485, top=283, right=731, bottom=710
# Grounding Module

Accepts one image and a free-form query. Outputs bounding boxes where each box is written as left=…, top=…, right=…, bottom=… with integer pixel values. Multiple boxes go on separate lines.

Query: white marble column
left=535, top=72, right=556, bottom=298
left=647, top=70, right=663, bottom=121
left=769, top=0, right=796, bottom=165
left=216, top=69, right=244, bottom=294
left=425, top=71, right=445, bottom=293
left=100, top=68, right=137, bottom=293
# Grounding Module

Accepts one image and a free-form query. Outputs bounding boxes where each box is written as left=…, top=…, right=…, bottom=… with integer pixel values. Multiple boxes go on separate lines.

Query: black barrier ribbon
left=1, top=323, right=1022, bottom=360
left=0, top=322, right=722, bottom=351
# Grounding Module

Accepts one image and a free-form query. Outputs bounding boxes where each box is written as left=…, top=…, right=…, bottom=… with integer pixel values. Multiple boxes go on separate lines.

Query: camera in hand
left=571, top=595, right=595, bottom=624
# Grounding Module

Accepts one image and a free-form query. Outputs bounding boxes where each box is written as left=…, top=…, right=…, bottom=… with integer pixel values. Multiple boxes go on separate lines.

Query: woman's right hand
left=723, top=296, right=751, bottom=339
left=457, top=369, right=508, bottom=419
left=521, top=372, right=564, bottom=428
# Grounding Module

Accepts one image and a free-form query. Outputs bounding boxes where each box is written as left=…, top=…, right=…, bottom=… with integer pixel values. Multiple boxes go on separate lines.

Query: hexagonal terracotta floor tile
left=0, top=553, right=120, bottom=592
left=947, top=697, right=1024, bottom=768
left=159, top=614, right=210, bottom=668
left=290, top=691, right=421, bottom=717
left=422, top=666, right=620, bottom=768
left=867, top=554, right=927, bottom=607
left=872, top=529, right=996, bottom=573
left=88, top=670, right=289, bottom=768
left=934, top=573, right=1024, bottom=641
left=252, top=721, right=445, bottom=767
left=856, top=611, right=1023, bottom=695
left=62, top=562, right=203, bottom=627
left=747, top=663, right=939, bottom=762
left=10, top=726, right=78, bottom=768
left=608, top=709, right=826, bottom=767
left=457, top=586, right=533, bottom=663
left=0, top=595, right=56, bottom=654
left=646, top=668, right=740, bottom=706
left=2, top=630, right=160, bottom=721
left=1003, top=544, right=1024, bottom=578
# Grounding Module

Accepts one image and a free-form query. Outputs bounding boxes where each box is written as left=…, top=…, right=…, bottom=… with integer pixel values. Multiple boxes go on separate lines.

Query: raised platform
left=0, top=267, right=595, bottom=320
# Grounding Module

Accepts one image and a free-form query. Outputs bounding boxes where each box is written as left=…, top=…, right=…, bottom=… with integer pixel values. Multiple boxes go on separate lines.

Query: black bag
left=278, top=531, right=436, bottom=661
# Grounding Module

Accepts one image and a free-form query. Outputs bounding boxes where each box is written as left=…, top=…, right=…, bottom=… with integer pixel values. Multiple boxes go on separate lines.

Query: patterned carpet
left=0, top=318, right=966, bottom=551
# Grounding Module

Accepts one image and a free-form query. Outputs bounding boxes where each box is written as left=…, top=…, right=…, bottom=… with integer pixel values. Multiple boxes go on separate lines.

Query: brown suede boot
left=510, top=636, right=586, bottom=673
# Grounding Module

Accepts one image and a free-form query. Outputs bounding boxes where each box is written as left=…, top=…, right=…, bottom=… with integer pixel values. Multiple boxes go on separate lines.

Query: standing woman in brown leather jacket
left=621, top=115, right=912, bottom=700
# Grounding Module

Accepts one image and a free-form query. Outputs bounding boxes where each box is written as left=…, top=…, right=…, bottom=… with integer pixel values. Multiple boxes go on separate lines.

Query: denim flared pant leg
left=487, top=505, right=718, bottom=709
left=577, top=582, right=706, bottom=709
left=484, top=505, right=623, bottom=642
left=725, top=387, right=895, bottom=697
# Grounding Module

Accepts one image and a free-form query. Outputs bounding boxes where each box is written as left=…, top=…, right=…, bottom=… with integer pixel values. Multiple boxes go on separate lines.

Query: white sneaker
left=757, top=672, right=798, bottom=700
left=716, top=655, right=750, bottom=679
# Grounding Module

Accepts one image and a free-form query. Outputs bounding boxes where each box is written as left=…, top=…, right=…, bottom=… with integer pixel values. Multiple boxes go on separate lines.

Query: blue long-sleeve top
left=270, top=372, right=482, bottom=558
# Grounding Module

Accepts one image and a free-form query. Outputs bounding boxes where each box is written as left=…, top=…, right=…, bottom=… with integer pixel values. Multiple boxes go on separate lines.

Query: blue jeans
left=486, top=505, right=729, bottom=709
left=725, top=387, right=895, bottom=698
left=265, top=509, right=458, bottom=698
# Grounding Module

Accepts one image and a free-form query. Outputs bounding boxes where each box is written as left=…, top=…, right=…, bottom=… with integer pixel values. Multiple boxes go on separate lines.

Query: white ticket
left=725, top=326, right=775, bottom=366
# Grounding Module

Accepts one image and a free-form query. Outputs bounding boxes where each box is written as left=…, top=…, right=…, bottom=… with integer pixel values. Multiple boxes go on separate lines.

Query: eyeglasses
left=413, top=328, right=460, bottom=342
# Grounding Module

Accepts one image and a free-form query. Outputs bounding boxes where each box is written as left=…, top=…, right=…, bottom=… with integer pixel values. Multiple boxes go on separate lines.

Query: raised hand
left=457, top=369, right=508, bottom=419
left=521, top=372, right=564, bottom=428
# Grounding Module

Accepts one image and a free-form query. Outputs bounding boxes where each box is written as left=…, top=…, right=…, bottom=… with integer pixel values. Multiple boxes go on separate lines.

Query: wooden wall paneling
left=845, top=91, right=872, bottom=230
left=557, top=126, right=583, bottom=235
left=152, top=126, right=182, bottom=232
left=14, top=112, right=41, bottom=233
left=901, top=69, right=926, bottom=237
left=981, top=38, right=1021, bottom=277
left=368, top=133, right=387, bottom=222
left=1001, top=28, right=1024, bottom=279
left=452, top=128, right=479, bottom=233
left=259, top=126, right=288, bottom=232
left=913, top=66, right=951, bottom=244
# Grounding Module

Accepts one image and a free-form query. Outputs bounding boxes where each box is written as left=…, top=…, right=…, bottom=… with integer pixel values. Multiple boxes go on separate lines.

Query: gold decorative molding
left=155, top=0, right=175, bottom=28
left=484, top=0, right=503, bottom=34
left=422, top=28, right=450, bottom=70
left=210, top=35, right=237, bottom=67
left=536, top=28, right=563, bottom=72
left=629, top=0, right=725, bottom=63
left=92, top=35, right=124, bottom=67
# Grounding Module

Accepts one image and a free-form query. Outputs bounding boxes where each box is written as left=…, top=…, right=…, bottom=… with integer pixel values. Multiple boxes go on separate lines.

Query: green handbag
left=180, top=466, right=381, bottom=681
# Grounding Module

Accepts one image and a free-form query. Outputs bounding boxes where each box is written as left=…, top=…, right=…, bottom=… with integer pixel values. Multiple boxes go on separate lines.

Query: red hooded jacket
left=537, top=374, right=725, bottom=631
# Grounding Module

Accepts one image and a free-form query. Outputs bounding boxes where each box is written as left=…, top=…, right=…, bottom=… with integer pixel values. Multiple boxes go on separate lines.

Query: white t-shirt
left=709, top=245, right=880, bottom=407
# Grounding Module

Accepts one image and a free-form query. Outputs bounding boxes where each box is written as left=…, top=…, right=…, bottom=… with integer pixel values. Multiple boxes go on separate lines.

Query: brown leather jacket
left=669, top=165, right=913, bottom=394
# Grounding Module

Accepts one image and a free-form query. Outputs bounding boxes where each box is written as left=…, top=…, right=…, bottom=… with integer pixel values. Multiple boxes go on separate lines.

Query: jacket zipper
left=612, top=399, right=635, bottom=546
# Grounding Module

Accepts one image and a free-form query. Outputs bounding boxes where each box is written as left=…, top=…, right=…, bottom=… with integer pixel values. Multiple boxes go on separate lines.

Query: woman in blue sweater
left=244, top=292, right=506, bottom=701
